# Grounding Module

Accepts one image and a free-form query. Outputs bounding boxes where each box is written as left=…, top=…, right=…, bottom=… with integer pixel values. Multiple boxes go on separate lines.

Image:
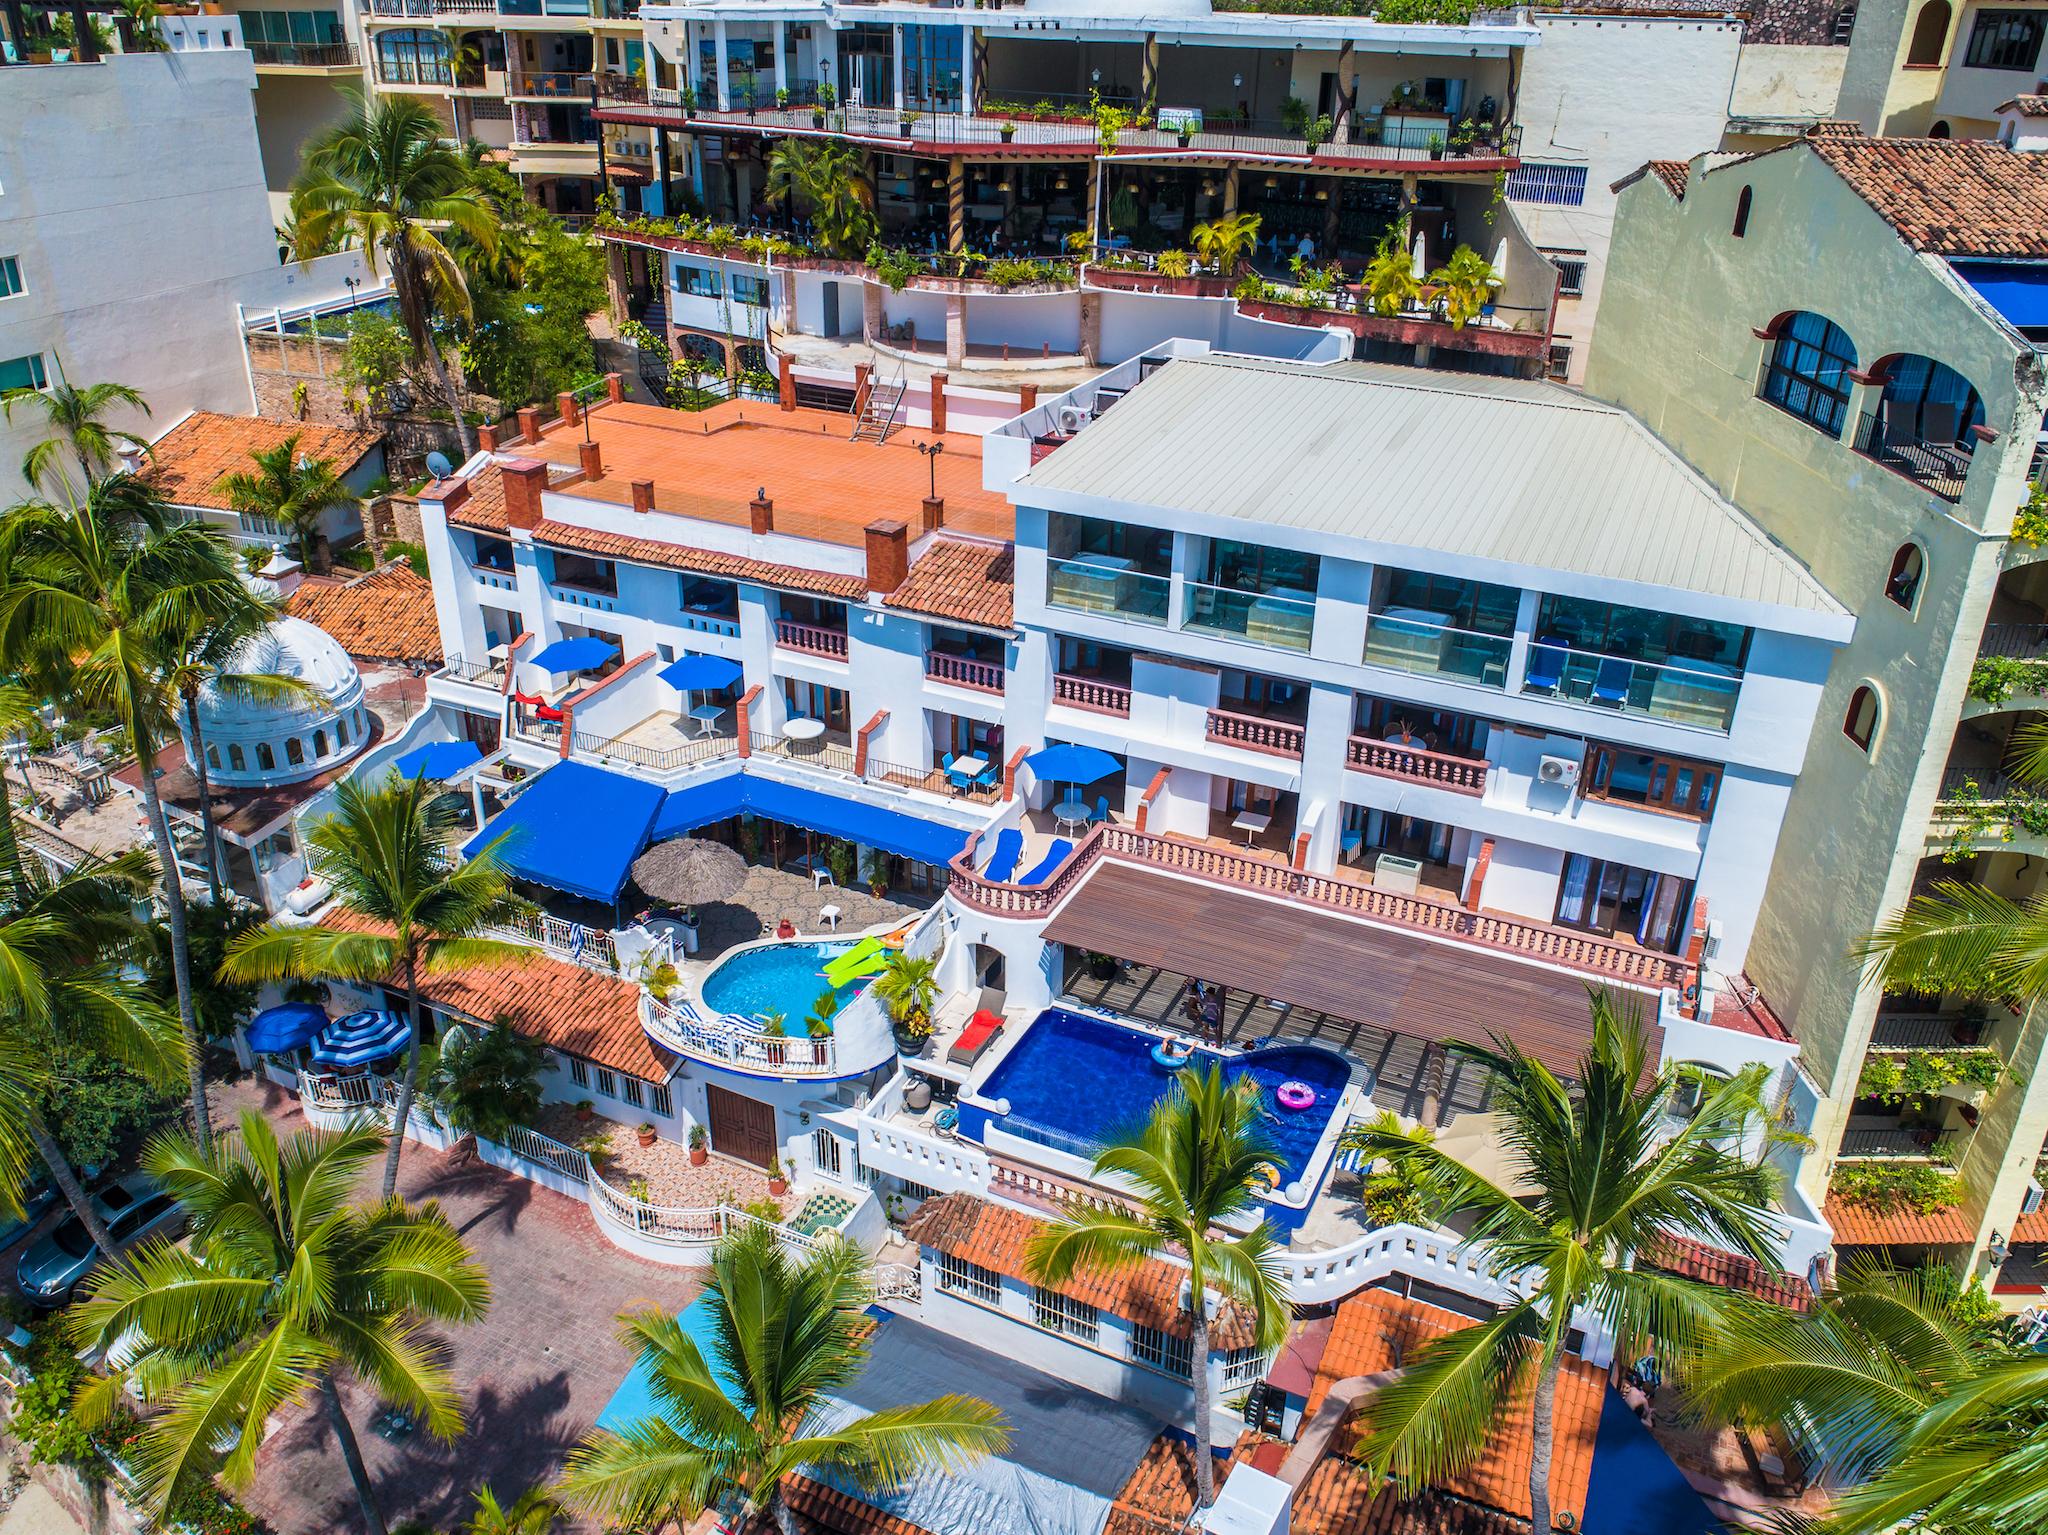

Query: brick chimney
left=478, top=423, right=500, bottom=453
left=749, top=490, right=774, bottom=534
left=605, top=371, right=625, bottom=404
left=929, top=371, right=948, bottom=435
left=515, top=406, right=541, bottom=444
left=631, top=478, right=654, bottom=515
left=920, top=496, right=944, bottom=533
left=556, top=390, right=581, bottom=429
left=578, top=439, right=604, bottom=481
left=500, top=458, right=549, bottom=532
left=865, top=519, right=909, bottom=594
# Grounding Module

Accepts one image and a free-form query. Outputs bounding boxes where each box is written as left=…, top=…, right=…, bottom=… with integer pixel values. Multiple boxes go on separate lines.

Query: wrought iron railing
left=1852, top=409, right=1972, bottom=503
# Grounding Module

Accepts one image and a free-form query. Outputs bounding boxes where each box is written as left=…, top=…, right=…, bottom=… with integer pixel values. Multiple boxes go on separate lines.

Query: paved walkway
left=213, top=1075, right=702, bottom=1533
left=693, top=865, right=929, bottom=959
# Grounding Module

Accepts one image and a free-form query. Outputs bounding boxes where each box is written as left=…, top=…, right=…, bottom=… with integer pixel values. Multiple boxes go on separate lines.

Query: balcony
left=249, top=41, right=358, bottom=68
left=775, top=618, right=848, bottom=661
left=1183, top=580, right=1314, bottom=652
left=1346, top=735, right=1488, bottom=796
left=375, top=59, right=454, bottom=89
left=1363, top=613, right=1512, bottom=689
left=362, top=0, right=496, bottom=14
left=1850, top=406, right=1976, bottom=505
left=1204, top=707, right=1305, bottom=759
left=1837, top=1124, right=1958, bottom=1160
left=508, top=70, right=594, bottom=101
left=925, top=653, right=1004, bottom=694
left=1045, top=556, right=1170, bottom=626
left=1052, top=673, right=1132, bottom=717
left=1869, top=1012, right=1989, bottom=1050
left=1523, top=641, right=1740, bottom=733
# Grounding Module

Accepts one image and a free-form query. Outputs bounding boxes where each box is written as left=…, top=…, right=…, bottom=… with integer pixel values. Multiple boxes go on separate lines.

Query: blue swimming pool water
left=973, top=1008, right=1350, bottom=1187
left=595, top=1292, right=735, bottom=1434
left=699, top=940, right=871, bottom=1026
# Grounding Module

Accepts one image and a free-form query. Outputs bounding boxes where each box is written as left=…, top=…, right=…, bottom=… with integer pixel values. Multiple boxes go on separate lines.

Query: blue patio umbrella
left=529, top=635, right=618, bottom=674
left=1022, top=743, right=1121, bottom=789
left=244, top=1002, right=328, bottom=1055
left=393, top=740, right=484, bottom=781
left=657, top=653, right=743, bottom=692
left=310, top=1009, right=412, bottom=1069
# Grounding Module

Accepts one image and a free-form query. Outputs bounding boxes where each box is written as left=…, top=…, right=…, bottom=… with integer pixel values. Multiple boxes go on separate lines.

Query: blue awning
left=651, top=772, right=972, bottom=867
left=466, top=760, right=666, bottom=903
left=1953, top=260, right=2048, bottom=330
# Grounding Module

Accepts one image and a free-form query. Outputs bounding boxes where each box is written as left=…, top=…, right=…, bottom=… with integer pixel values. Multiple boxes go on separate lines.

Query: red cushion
left=957, top=1010, right=1002, bottom=1050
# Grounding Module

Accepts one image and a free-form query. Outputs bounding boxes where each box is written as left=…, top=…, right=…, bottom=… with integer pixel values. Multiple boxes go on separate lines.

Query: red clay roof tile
left=146, top=412, right=379, bottom=512
left=885, top=538, right=1015, bottom=630
left=1825, top=1194, right=1975, bottom=1246
left=1805, top=129, right=2048, bottom=257
left=1641, top=1233, right=1812, bottom=1310
left=285, top=562, right=443, bottom=664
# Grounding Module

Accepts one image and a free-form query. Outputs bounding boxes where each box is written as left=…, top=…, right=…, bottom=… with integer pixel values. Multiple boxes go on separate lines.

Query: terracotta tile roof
left=1825, top=1193, right=1975, bottom=1246
left=531, top=517, right=871, bottom=601
left=1647, top=160, right=1689, bottom=200
left=1804, top=129, right=2048, bottom=257
left=450, top=464, right=510, bottom=529
left=1999, top=95, right=2048, bottom=118
left=1291, top=1458, right=1527, bottom=1535
left=1641, top=1234, right=1812, bottom=1310
left=319, top=907, right=669, bottom=1080
left=2013, top=1208, right=2048, bottom=1244
left=885, top=538, right=1015, bottom=630
left=1304, top=1288, right=1603, bottom=1527
left=772, top=1477, right=934, bottom=1535
left=1106, top=1433, right=1241, bottom=1534
left=1708, top=972, right=1795, bottom=1042
left=901, top=1193, right=1260, bottom=1349
left=146, top=412, right=379, bottom=512
left=285, top=562, right=443, bottom=665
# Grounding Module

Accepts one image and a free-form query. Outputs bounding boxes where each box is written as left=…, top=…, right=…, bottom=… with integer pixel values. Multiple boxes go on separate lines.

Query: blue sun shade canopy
left=1023, top=743, right=1121, bottom=786
left=311, top=1009, right=411, bottom=1068
left=1952, top=261, right=2048, bottom=331
left=466, top=760, right=666, bottom=903
left=393, top=740, right=483, bottom=780
left=651, top=773, right=972, bottom=867
left=658, top=653, right=743, bottom=692
left=245, top=1002, right=328, bottom=1054
left=529, top=635, right=618, bottom=673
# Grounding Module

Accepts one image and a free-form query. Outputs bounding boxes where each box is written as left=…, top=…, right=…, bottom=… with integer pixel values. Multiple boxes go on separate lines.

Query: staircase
left=851, top=366, right=907, bottom=443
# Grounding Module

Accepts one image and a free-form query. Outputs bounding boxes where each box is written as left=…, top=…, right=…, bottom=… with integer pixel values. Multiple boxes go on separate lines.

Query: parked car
left=16, top=1174, right=183, bottom=1307
left=0, top=1183, right=60, bottom=1253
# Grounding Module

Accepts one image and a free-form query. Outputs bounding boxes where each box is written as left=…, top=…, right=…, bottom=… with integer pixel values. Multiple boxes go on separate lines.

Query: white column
left=891, top=23, right=905, bottom=113
left=713, top=18, right=731, bottom=111
left=774, top=20, right=788, bottom=100
left=961, top=22, right=975, bottom=116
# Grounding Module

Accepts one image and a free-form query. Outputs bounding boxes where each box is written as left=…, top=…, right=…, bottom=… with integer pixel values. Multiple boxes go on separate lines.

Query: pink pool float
left=1275, top=1081, right=1316, bottom=1111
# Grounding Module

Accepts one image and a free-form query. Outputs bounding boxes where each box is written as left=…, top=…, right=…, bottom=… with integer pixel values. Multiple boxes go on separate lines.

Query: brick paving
left=212, top=1074, right=703, bottom=1533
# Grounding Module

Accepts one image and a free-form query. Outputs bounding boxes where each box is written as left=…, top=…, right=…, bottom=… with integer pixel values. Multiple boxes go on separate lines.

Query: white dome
left=180, top=616, right=371, bottom=789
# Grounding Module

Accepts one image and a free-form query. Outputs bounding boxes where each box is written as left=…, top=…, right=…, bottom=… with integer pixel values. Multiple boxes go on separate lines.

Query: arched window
left=376, top=28, right=451, bottom=87
left=256, top=742, right=275, bottom=771
left=1930, top=119, right=1953, bottom=139
left=286, top=737, right=305, bottom=766
left=206, top=744, right=220, bottom=770
left=337, top=716, right=350, bottom=748
left=1732, top=185, right=1752, bottom=238
left=1863, top=354, right=1986, bottom=491
left=1760, top=311, right=1858, bottom=437
left=1906, top=0, right=1951, bottom=65
left=313, top=729, right=329, bottom=758
left=1886, top=544, right=1925, bottom=609
left=229, top=743, right=245, bottom=772
left=1844, top=686, right=1880, bottom=752
left=1669, top=1063, right=1733, bottom=1121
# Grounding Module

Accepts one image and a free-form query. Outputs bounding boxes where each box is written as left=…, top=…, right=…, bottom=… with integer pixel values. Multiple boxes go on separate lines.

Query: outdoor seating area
left=528, top=1102, right=791, bottom=1213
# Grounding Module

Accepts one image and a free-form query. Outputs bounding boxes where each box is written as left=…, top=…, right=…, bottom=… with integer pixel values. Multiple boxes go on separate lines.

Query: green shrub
left=1831, top=1161, right=1963, bottom=1213
left=1857, top=1048, right=2004, bottom=1101
left=1967, top=654, right=2048, bottom=705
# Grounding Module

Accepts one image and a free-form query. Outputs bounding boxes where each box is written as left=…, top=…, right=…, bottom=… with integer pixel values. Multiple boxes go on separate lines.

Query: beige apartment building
left=1838, top=0, right=2048, bottom=139
left=1593, top=124, right=2048, bottom=1297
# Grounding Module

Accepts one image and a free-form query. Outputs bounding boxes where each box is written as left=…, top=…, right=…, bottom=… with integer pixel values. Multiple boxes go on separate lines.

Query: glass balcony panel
left=1521, top=642, right=1740, bottom=732
left=1363, top=614, right=1512, bottom=688
left=1046, top=557, right=1170, bottom=625
left=1182, top=581, right=1314, bottom=651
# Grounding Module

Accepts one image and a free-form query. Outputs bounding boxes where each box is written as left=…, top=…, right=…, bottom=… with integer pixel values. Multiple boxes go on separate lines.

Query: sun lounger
left=1018, top=839, right=1074, bottom=886
left=983, top=827, right=1023, bottom=883
left=948, top=1009, right=1005, bottom=1065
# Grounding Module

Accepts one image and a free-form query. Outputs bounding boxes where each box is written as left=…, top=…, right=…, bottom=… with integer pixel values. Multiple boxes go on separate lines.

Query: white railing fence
left=642, top=993, right=841, bottom=1074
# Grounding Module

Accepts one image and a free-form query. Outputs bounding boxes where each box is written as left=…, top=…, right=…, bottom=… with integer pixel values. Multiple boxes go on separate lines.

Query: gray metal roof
left=1021, top=355, right=1847, bottom=620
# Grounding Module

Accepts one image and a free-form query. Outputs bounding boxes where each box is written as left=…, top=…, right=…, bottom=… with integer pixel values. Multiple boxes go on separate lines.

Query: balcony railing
left=249, top=40, right=358, bottom=66
left=435, top=653, right=507, bottom=688
left=1837, top=1125, right=1957, bottom=1160
left=485, top=911, right=617, bottom=971
left=1523, top=642, right=1741, bottom=734
left=1347, top=735, right=1488, bottom=795
left=376, top=59, right=454, bottom=87
left=643, top=994, right=840, bottom=1075
left=925, top=653, right=1004, bottom=693
left=1052, top=673, right=1132, bottom=717
left=775, top=618, right=849, bottom=660
left=508, top=70, right=594, bottom=100
left=569, top=725, right=741, bottom=775
left=1183, top=580, right=1315, bottom=652
left=1363, top=613, right=1513, bottom=689
left=1981, top=622, right=2048, bottom=662
left=1868, top=1013, right=1983, bottom=1050
left=1852, top=409, right=1973, bottom=503
left=362, top=0, right=495, bottom=14
left=1045, top=557, right=1169, bottom=625
left=1204, top=707, right=1306, bottom=758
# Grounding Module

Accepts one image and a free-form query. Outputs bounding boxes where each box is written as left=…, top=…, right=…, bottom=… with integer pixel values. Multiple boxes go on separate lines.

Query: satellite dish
left=425, top=451, right=454, bottom=478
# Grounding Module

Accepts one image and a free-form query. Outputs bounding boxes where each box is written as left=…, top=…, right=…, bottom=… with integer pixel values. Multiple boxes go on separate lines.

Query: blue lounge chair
left=1525, top=642, right=1565, bottom=693
left=983, top=828, right=1024, bottom=883
left=1019, top=839, right=1075, bottom=886
left=1590, top=656, right=1632, bottom=708
left=1095, top=794, right=1111, bottom=824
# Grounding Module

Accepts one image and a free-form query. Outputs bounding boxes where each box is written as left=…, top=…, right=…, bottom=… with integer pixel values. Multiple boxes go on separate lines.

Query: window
left=471, top=534, right=516, bottom=573
left=1731, top=186, right=1752, bottom=238
left=313, top=729, right=329, bottom=758
left=650, top=1082, right=673, bottom=1117
left=569, top=1057, right=590, bottom=1089
left=1534, top=595, right=1750, bottom=673
left=732, top=273, right=770, bottom=306
left=1542, top=250, right=1586, bottom=295
left=206, top=744, right=220, bottom=770
left=622, top=1078, right=644, bottom=1109
left=1759, top=311, right=1858, bottom=437
left=1908, top=0, right=1953, bottom=64
left=1582, top=746, right=1721, bottom=820
left=285, top=737, right=305, bottom=766
left=1030, top=1286, right=1100, bottom=1344
left=0, top=353, right=48, bottom=392
left=1964, top=7, right=2042, bottom=67
left=1546, top=343, right=1572, bottom=381
left=813, top=1127, right=843, bottom=1178
left=1668, top=1063, right=1732, bottom=1121
left=1555, top=855, right=1695, bottom=951
left=1504, top=162, right=1588, bottom=207
left=1844, top=685, right=1879, bottom=751
left=936, top=1252, right=1001, bottom=1305
left=337, top=715, right=350, bottom=748
left=376, top=27, right=452, bottom=86
left=0, top=257, right=20, bottom=299
left=596, top=1067, right=618, bottom=1098
left=256, top=742, right=276, bottom=771
left=1886, top=544, right=1925, bottom=609
left=1222, top=1347, right=1270, bottom=1390
left=1131, top=1324, right=1193, bottom=1377
left=550, top=551, right=617, bottom=596
left=228, top=743, right=246, bottom=772
left=676, top=263, right=722, bottom=298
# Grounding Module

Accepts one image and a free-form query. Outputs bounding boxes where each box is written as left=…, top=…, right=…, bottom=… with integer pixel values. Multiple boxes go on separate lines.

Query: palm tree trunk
left=320, top=1371, right=390, bottom=1535
left=379, top=945, right=424, bottom=1200
left=25, top=1111, right=115, bottom=1259
left=182, top=689, right=224, bottom=907
left=389, top=244, right=477, bottom=460
left=419, top=335, right=477, bottom=461
left=1191, top=1309, right=1215, bottom=1509
left=1529, top=1351, right=1561, bottom=1535
left=136, top=759, right=212, bottom=1155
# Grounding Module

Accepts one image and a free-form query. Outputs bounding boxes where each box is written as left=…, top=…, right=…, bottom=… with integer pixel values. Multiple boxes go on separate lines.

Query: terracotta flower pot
left=637, top=1128, right=657, bottom=1148
left=768, top=1177, right=789, bottom=1197
left=690, top=1146, right=708, bottom=1166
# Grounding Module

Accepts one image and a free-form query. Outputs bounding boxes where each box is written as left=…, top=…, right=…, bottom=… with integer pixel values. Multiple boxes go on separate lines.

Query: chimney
left=865, top=519, right=909, bottom=594
left=1018, top=383, right=1038, bottom=413
left=430, top=477, right=471, bottom=515
left=921, top=496, right=944, bottom=532
left=777, top=352, right=797, bottom=412
left=500, top=458, right=549, bottom=532
left=515, top=406, right=541, bottom=444
left=578, top=438, right=604, bottom=481
left=929, top=371, right=948, bottom=435
left=604, top=371, right=625, bottom=404
left=631, top=478, right=654, bottom=515
left=556, top=390, right=581, bottom=429
left=749, top=489, right=774, bottom=534
left=478, top=423, right=501, bottom=453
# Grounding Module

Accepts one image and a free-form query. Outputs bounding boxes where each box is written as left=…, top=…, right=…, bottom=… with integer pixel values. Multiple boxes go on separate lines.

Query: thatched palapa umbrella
left=630, top=837, right=748, bottom=909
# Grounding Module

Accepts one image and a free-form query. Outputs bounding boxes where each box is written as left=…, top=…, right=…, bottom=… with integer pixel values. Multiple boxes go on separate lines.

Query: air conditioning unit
left=1537, top=754, right=1581, bottom=787
left=1056, top=403, right=1090, bottom=434
left=2024, top=1178, right=2045, bottom=1216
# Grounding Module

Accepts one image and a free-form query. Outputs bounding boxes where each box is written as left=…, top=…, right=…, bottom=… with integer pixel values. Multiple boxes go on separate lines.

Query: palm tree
left=764, top=138, right=876, bottom=258
left=1024, top=1064, right=1291, bottom=1510
left=1342, top=992, right=1782, bottom=1535
left=220, top=774, right=533, bottom=1198
left=218, top=435, right=363, bottom=574
left=1, top=369, right=150, bottom=496
left=872, top=950, right=938, bottom=1029
left=426, top=1019, right=547, bottom=1148
left=1426, top=244, right=1501, bottom=330
left=0, top=472, right=260, bottom=1153
left=290, top=91, right=501, bottom=457
left=66, top=1111, right=490, bottom=1534
left=556, top=1222, right=1007, bottom=1535
left=1189, top=211, right=1262, bottom=276
left=463, top=1484, right=558, bottom=1535
left=1362, top=218, right=1422, bottom=318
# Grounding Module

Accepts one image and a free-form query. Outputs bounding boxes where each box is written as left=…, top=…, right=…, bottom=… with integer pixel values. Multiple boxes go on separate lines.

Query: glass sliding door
left=1553, top=854, right=1692, bottom=951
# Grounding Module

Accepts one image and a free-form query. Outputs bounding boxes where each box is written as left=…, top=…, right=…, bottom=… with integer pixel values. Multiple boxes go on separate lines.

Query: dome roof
left=195, top=615, right=362, bottom=730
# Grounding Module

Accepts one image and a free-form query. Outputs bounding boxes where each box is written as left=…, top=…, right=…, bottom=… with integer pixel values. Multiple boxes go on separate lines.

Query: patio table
left=1053, top=799, right=1090, bottom=835
left=689, top=703, right=726, bottom=738
left=1230, top=809, right=1272, bottom=848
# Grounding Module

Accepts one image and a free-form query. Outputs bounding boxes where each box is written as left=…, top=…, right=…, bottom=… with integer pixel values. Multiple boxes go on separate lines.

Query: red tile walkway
left=214, top=1074, right=704, bottom=1533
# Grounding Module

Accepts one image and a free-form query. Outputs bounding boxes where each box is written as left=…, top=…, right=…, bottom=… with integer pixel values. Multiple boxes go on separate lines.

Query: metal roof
left=1021, top=355, right=1847, bottom=622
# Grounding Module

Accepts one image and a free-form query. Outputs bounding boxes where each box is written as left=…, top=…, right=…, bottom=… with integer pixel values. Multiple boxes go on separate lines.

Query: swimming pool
left=595, top=1291, right=735, bottom=1433
left=969, top=1009, right=1351, bottom=1192
left=699, top=940, right=871, bottom=1027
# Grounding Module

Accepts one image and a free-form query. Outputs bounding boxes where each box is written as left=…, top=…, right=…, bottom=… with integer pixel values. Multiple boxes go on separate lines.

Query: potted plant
left=688, top=1123, right=709, bottom=1166
left=1086, top=949, right=1119, bottom=982
left=679, top=84, right=697, bottom=120
left=813, top=81, right=834, bottom=128
left=767, top=1158, right=789, bottom=1197
left=1427, top=132, right=1445, bottom=162
left=636, top=1121, right=657, bottom=1148
left=775, top=86, right=790, bottom=110
left=1952, top=1000, right=1990, bottom=1045
left=900, top=108, right=920, bottom=140
left=863, top=849, right=891, bottom=897
left=1000, top=119, right=1016, bottom=143
left=807, top=988, right=842, bottom=1039
left=877, top=951, right=940, bottom=1054
left=826, top=838, right=858, bottom=890
left=574, top=1097, right=595, bottom=1124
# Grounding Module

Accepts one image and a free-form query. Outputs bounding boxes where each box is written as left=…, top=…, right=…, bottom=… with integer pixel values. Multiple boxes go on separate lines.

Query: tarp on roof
left=1953, top=260, right=2048, bottom=330
left=802, top=1316, right=1163, bottom=1535
left=466, top=760, right=665, bottom=904
left=650, top=772, right=973, bottom=866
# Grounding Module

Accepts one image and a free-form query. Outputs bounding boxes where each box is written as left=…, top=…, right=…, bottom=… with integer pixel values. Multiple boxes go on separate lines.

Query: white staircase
left=851, top=366, right=907, bottom=443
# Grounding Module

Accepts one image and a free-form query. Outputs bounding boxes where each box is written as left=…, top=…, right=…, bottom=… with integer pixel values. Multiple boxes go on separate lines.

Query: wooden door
left=707, top=1085, right=777, bottom=1169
